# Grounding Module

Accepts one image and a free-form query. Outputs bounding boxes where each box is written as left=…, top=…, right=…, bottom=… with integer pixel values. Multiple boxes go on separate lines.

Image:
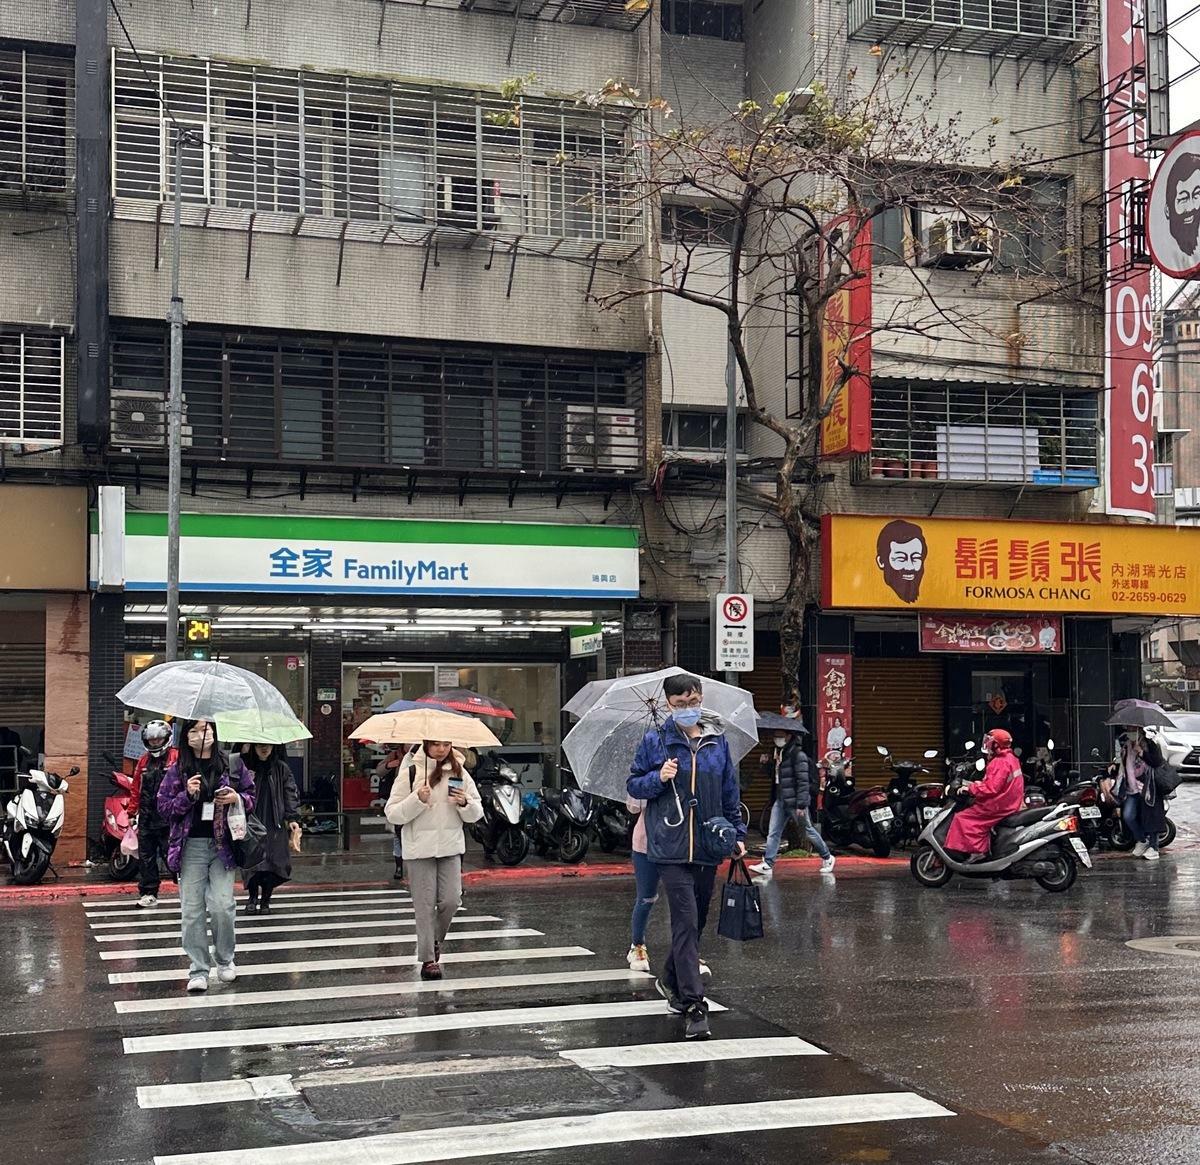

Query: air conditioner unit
left=562, top=405, right=641, bottom=472
left=920, top=209, right=996, bottom=270
left=111, top=389, right=192, bottom=450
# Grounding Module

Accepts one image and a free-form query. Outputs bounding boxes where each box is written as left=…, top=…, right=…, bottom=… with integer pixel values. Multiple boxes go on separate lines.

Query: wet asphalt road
left=5, top=791, right=1200, bottom=1165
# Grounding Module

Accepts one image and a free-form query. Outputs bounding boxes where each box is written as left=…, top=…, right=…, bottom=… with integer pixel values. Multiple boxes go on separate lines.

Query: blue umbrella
left=384, top=698, right=465, bottom=715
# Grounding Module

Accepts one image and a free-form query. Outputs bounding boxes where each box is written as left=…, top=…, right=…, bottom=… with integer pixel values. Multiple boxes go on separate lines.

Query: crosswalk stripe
left=108, top=944, right=593, bottom=984
left=91, top=905, right=421, bottom=928
left=100, top=927, right=541, bottom=962
left=85, top=888, right=411, bottom=910
left=139, top=1076, right=299, bottom=1108
left=123, top=998, right=726, bottom=1054
left=86, top=894, right=413, bottom=919
left=116, top=968, right=648, bottom=1014
left=151, top=1093, right=955, bottom=1164
left=94, top=916, right=498, bottom=942
left=561, top=1035, right=827, bottom=1068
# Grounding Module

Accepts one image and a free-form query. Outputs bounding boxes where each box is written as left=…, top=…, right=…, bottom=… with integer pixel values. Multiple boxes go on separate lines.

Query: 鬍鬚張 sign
left=822, top=514, right=1200, bottom=616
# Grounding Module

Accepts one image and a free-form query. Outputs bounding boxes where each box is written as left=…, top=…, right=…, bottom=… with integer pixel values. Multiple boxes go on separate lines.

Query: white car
left=1147, top=713, right=1200, bottom=780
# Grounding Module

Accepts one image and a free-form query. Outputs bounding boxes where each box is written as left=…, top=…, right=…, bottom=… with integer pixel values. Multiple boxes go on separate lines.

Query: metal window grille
left=111, top=50, right=643, bottom=259
left=847, top=0, right=1096, bottom=58
left=866, top=380, right=1099, bottom=488
left=0, top=330, right=66, bottom=445
left=0, top=48, right=74, bottom=195
left=387, top=0, right=650, bottom=31
left=110, top=322, right=644, bottom=475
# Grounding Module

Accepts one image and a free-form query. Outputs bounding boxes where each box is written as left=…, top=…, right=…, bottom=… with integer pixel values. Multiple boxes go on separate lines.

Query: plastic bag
left=120, top=824, right=139, bottom=857
left=226, top=797, right=247, bottom=841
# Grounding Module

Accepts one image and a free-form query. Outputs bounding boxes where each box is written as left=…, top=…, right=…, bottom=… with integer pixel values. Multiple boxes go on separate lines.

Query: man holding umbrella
left=627, top=672, right=746, bottom=1042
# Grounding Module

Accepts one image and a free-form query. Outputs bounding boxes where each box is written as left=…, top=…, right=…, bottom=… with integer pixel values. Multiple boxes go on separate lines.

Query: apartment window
left=662, top=409, right=746, bottom=453
left=660, top=0, right=744, bottom=40
left=661, top=204, right=736, bottom=247
left=0, top=48, right=74, bottom=194
left=111, top=51, right=641, bottom=252
left=110, top=322, right=644, bottom=475
left=0, top=330, right=65, bottom=445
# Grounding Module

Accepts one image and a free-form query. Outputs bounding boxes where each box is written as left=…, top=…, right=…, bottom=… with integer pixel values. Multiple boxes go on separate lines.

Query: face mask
left=773, top=736, right=789, bottom=748
left=673, top=707, right=703, bottom=727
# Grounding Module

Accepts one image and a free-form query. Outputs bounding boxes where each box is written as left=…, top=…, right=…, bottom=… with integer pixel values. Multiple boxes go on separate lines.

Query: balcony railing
left=111, top=50, right=644, bottom=261
left=386, top=0, right=651, bottom=31
left=860, top=380, right=1100, bottom=489
left=0, top=48, right=74, bottom=197
left=109, top=323, right=644, bottom=477
left=847, top=0, right=1096, bottom=58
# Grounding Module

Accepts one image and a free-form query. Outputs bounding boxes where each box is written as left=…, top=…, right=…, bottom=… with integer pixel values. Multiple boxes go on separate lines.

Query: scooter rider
left=945, top=728, right=1023, bottom=863
left=130, top=720, right=177, bottom=908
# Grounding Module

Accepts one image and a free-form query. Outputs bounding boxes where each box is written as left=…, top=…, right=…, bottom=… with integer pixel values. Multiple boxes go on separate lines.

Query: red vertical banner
left=816, top=654, right=853, bottom=758
left=819, top=215, right=873, bottom=458
left=1101, top=0, right=1155, bottom=518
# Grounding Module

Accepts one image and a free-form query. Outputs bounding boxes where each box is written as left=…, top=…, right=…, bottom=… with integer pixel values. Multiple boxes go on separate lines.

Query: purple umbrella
left=1105, top=699, right=1174, bottom=728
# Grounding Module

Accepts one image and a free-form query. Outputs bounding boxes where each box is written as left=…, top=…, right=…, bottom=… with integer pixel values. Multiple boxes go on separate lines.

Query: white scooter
left=2, top=766, right=76, bottom=884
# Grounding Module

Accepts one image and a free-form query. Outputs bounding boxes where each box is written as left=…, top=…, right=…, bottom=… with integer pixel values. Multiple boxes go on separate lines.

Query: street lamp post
left=164, top=128, right=187, bottom=662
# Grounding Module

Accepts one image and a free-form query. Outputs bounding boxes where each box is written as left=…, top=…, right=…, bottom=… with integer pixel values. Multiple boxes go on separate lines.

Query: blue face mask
left=673, top=707, right=703, bottom=727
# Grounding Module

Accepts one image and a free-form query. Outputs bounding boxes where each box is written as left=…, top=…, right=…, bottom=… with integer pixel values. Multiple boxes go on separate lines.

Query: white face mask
left=773, top=736, right=789, bottom=748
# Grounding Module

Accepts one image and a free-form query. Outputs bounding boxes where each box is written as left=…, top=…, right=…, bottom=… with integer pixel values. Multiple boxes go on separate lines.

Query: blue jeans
left=630, top=850, right=661, bottom=945
left=179, top=837, right=237, bottom=975
left=763, top=799, right=831, bottom=865
left=1122, top=794, right=1154, bottom=845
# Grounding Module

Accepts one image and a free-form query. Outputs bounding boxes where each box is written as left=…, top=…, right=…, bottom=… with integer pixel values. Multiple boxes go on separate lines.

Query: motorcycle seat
left=998, top=806, right=1051, bottom=828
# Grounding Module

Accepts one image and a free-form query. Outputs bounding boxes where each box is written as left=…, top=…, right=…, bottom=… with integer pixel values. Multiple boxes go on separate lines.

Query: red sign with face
left=918, top=615, right=1064, bottom=654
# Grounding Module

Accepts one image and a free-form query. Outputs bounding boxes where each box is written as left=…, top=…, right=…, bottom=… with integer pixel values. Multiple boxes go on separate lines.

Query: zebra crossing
left=87, top=881, right=963, bottom=1164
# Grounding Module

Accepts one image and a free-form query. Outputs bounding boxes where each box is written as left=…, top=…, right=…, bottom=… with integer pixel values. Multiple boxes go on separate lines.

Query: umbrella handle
left=664, top=784, right=685, bottom=828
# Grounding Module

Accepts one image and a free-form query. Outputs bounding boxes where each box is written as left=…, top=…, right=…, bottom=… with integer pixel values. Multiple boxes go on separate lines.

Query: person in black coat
left=239, top=744, right=302, bottom=912
left=750, top=730, right=835, bottom=879
left=1111, top=728, right=1168, bottom=861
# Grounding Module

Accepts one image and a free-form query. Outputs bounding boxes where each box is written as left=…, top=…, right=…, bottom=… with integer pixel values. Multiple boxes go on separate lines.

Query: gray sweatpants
left=406, top=855, right=462, bottom=963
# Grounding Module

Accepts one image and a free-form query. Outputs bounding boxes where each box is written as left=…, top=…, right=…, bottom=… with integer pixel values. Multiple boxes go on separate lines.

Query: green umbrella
left=216, top=708, right=312, bottom=745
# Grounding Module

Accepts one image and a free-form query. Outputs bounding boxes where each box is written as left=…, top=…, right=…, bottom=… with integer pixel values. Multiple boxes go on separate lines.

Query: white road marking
left=151, top=1094, right=954, bottom=1164
left=108, top=945, right=593, bottom=985
left=139, top=1076, right=299, bottom=1108
left=90, top=905, right=420, bottom=928
left=94, top=916, right=498, bottom=942
left=86, top=893, right=413, bottom=919
left=100, top=927, right=540, bottom=961
left=124, top=998, right=726, bottom=1054
left=84, top=888, right=411, bottom=910
left=116, top=968, right=647, bottom=1013
left=561, top=1035, right=827, bottom=1069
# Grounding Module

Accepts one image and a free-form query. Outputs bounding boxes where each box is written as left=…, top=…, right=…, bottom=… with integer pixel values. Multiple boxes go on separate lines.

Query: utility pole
left=165, top=129, right=187, bottom=662
left=723, top=244, right=739, bottom=685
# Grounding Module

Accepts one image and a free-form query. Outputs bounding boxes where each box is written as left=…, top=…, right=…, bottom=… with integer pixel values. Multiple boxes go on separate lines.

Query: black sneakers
left=684, top=1004, right=711, bottom=1041
left=654, top=977, right=686, bottom=1014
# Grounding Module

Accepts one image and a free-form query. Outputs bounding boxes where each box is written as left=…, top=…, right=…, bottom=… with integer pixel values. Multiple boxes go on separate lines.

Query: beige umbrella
left=349, top=709, right=501, bottom=747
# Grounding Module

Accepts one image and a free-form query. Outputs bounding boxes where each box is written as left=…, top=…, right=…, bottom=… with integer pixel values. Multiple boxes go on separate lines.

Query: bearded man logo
left=1166, top=150, right=1200, bottom=260
left=876, top=519, right=927, bottom=604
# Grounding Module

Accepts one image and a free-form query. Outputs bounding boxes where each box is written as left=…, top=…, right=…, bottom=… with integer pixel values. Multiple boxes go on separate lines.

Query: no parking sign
left=713, top=592, right=754, bottom=672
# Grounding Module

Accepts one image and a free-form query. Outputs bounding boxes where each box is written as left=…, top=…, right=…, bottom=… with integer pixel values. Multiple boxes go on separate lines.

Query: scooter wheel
left=558, top=827, right=589, bottom=864
left=1109, top=821, right=1136, bottom=851
left=910, top=845, right=952, bottom=888
left=870, top=825, right=892, bottom=859
left=1159, top=819, right=1177, bottom=850
left=11, top=850, right=51, bottom=885
left=496, top=828, right=529, bottom=867
left=1035, top=847, right=1078, bottom=893
left=108, top=851, right=140, bottom=882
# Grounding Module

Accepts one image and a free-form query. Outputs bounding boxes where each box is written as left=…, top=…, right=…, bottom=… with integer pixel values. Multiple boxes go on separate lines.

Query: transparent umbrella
left=562, top=669, right=759, bottom=802
left=563, top=667, right=688, bottom=720
left=117, top=661, right=299, bottom=728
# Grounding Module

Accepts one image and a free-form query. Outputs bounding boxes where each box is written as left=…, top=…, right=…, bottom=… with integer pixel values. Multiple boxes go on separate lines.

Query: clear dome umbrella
left=562, top=668, right=759, bottom=802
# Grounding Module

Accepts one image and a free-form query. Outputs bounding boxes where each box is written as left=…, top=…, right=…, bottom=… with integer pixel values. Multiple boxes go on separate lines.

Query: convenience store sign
left=90, top=511, right=639, bottom=598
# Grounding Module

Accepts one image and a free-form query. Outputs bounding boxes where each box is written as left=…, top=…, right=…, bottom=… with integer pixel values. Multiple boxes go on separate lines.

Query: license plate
left=1069, top=836, right=1093, bottom=868
left=1079, top=806, right=1101, bottom=819
left=870, top=807, right=894, bottom=823
left=923, top=806, right=940, bottom=820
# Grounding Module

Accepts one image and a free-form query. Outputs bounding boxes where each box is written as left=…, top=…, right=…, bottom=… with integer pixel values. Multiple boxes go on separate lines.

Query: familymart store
left=91, top=498, right=638, bottom=804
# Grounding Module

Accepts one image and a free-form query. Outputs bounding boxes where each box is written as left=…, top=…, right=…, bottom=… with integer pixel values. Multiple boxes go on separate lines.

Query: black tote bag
left=717, top=857, right=764, bottom=942
left=233, top=812, right=268, bottom=869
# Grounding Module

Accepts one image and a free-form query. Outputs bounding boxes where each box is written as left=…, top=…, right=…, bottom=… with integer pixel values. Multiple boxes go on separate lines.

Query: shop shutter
left=739, top=658, right=783, bottom=818
left=852, top=658, right=945, bottom=786
left=0, top=642, right=46, bottom=723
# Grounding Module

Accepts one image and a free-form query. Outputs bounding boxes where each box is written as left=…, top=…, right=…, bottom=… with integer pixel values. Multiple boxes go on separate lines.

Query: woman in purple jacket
left=157, top=719, right=256, bottom=993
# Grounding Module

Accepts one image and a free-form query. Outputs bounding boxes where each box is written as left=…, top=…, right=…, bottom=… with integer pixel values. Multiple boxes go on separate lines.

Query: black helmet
left=141, top=720, right=172, bottom=758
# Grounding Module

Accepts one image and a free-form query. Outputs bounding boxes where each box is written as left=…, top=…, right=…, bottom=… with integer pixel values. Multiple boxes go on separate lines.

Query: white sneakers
left=186, top=974, right=208, bottom=993
left=748, top=861, right=772, bottom=876
left=626, top=944, right=650, bottom=973
left=1132, top=840, right=1149, bottom=857
left=217, top=964, right=237, bottom=983
left=820, top=855, right=837, bottom=875
left=698, top=959, right=712, bottom=979
left=137, top=895, right=158, bottom=908
left=1144, top=848, right=1161, bottom=862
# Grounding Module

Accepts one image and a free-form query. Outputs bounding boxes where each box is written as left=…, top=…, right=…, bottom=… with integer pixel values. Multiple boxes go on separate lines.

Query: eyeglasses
left=666, top=695, right=703, bottom=709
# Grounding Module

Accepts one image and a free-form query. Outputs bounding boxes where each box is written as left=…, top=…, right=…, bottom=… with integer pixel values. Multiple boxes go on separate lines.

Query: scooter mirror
left=1046, top=738, right=1055, bottom=751
left=923, top=749, right=939, bottom=759
left=964, top=740, right=976, bottom=751
left=1090, top=747, right=1102, bottom=759
left=976, top=757, right=986, bottom=771
left=842, top=737, right=853, bottom=747
left=876, top=745, right=889, bottom=756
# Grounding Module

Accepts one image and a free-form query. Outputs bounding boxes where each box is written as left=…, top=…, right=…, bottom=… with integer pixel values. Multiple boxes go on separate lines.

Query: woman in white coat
left=385, top=739, right=483, bottom=980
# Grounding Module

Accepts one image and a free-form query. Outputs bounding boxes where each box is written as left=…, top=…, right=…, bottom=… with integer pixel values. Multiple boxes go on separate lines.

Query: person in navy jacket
left=627, top=673, right=746, bottom=1041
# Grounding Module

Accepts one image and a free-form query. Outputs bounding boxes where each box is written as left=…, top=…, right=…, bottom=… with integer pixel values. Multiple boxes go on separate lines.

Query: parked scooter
left=878, top=745, right=943, bottom=847
left=1088, top=747, right=1178, bottom=851
left=910, top=774, right=1091, bottom=892
left=818, top=738, right=893, bottom=858
left=468, top=753, right=530, bottom=866
left=592, top=799, right=634, bottom=853
left=529, top=784, right=594, bottom=863
left=100, top=752, right=140, bottom=881
left=2, top=765, right=77, bottom=884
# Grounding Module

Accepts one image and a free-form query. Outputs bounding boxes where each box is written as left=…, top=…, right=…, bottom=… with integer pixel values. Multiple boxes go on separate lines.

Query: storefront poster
left=919, top=615, right=1064, bottom=654
left=89, top=511, right=639, bottom=598
left=816, top=654, right=852, bottom=758
left=1100, top=0, right=1154, bottom=519
left=819, top=214, right=872, bottom=459
left=822, top=514, right=1200, bottom=616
